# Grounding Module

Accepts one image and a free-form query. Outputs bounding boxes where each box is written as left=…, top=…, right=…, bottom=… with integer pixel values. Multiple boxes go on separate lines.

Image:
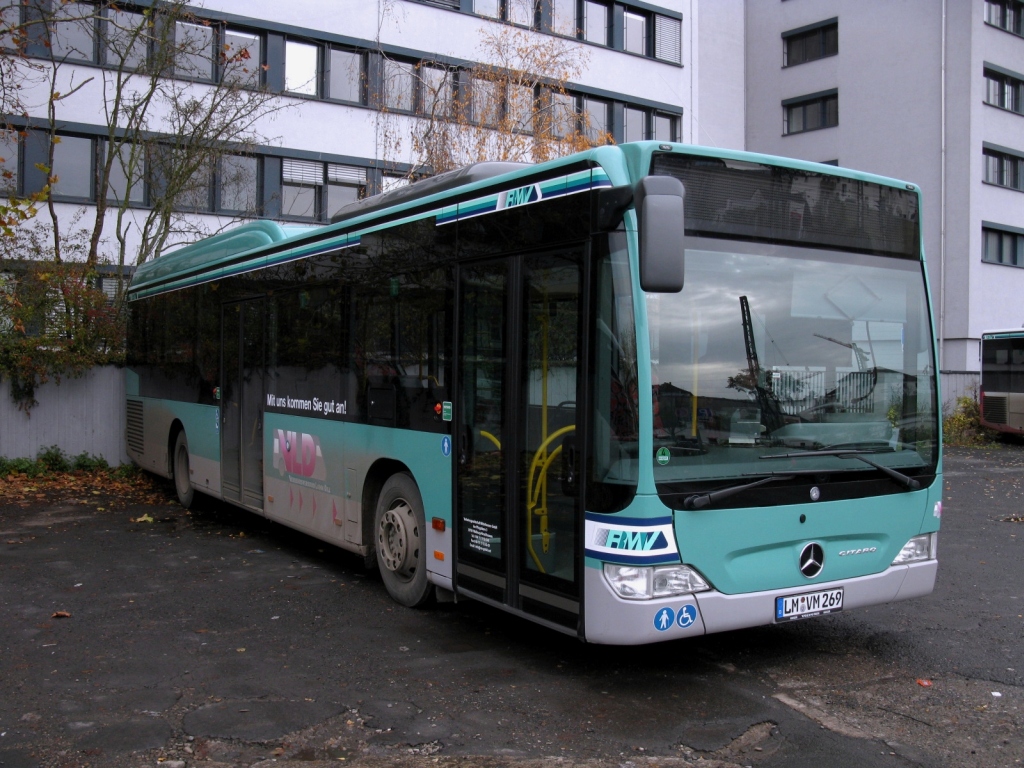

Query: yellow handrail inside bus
left=480, top=430, right=501, bottom=450
left=525, top=423, right=575, bottom=573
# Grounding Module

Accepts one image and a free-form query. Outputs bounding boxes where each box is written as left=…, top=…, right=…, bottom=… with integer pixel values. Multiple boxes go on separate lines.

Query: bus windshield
left=647, top=237, right=938, bottom=486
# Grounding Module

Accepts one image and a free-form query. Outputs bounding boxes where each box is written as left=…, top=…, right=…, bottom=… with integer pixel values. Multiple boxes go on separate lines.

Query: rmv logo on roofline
left=597, top=527, right=668, bottom=551
left=503, top=184, right=539, bottom=208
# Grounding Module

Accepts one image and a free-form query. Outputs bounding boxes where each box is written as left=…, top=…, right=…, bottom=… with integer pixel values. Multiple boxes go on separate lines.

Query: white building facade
left=10, top=0, right=1021, bottom=380
left=743, top=0, right=1024, bottom=376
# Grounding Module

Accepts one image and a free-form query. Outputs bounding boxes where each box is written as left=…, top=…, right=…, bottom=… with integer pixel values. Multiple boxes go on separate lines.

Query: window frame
left=983, top=145, right=1024, bottom=191
left=472, top=0, right=537, bottom=27
left=284, top=37, right=321, bottom=97
left=326, top=46, right=365, bottom=105
left=982, top=222, right=1024, bottom=267
left=984, top=65, right=1024, bottom=116
left=782, top=19, right=838, bottom=68
left=0, top=130, right=20, bottom=195
left=985, top=0, right=1024, bottom=37
left=48, top=133, right=96, bottom=202
left=220, top=26, right=264, bottom=88
left=279, top=158, right=367, bottom=223
left=782, top=90, right=839, bottom=135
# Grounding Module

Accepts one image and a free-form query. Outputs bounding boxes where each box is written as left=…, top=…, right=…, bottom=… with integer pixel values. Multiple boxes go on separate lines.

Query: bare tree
left=28, top=1, right=286, bottom=273
left=375, top=0, right=607, bottom=180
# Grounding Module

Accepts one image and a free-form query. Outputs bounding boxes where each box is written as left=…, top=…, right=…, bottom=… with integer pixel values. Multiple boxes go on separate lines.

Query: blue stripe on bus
left=585, top=514, right=674, bottom=527
left=584, top=549, right=680, bottom=565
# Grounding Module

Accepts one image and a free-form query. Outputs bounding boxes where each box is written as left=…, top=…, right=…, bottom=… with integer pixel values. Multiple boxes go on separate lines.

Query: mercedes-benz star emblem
left=799, top=542, right=825, bottom=578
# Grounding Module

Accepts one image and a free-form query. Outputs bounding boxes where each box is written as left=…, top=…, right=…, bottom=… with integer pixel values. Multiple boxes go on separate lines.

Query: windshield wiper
left=760, top=449, right=921, bottom=490
left=681, top=474, right=795, bottom=510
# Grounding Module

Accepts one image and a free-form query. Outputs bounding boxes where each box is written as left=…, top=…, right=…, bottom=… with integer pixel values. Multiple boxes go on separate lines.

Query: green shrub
left=0, top=455, right=42, bottom=476
left=71, top=452, right=108, bottom=471
left=943, top=394, right=997, bottom=446
left=37, top=445, right=70, bottom=473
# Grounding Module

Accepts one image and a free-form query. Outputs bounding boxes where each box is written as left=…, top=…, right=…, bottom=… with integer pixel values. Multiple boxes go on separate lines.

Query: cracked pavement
left=0, top=445, right=1021, bottom=767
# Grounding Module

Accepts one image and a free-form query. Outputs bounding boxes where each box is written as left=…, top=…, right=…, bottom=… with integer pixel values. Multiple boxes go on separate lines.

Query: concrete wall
left=0, top=367, right=128, bottom=465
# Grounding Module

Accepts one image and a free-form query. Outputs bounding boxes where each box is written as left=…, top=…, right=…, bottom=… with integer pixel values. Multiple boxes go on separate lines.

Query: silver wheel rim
left=378, top=498, right=420, bottom=580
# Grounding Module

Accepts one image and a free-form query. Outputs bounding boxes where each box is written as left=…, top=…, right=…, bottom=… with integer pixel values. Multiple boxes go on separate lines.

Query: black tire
left=374, top=472, right=432, bottom=608
left=172, top=430, right=194, bottom=509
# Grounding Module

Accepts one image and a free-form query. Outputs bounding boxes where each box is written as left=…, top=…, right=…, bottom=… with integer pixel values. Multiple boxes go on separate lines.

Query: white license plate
left=775, top=588, right=844, bottom=622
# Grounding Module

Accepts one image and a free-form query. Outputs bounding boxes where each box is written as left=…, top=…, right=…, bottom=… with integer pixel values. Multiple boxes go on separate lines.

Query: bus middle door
left=455, top=246, right=586, bottom=633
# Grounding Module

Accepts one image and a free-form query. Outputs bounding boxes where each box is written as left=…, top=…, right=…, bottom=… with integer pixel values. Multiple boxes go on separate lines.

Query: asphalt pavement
left=0, top=445, right=1021, bottom=768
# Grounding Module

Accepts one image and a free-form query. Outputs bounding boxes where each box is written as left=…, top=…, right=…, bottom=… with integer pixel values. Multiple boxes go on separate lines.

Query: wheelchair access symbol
left=654, top=607, right=675, bottom=632
left=677, top=604, right=697, bottom=629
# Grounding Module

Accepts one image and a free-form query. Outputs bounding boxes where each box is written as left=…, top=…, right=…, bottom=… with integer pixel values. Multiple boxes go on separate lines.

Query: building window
left=222, top=28, right=262, bottom=87
left=983, top=224, right=1024, bottom=266
left=652, top=111, right=677, bottom=142
left=474, top=0, right=535, bottom=26
left=219, top=154, right=259, bottom=213
left=624, top=105, right=646, bottom=142
left=546, top=1, right=679, bottom=63
left=547, top=90, right=577, bottom=138
left=380, top=174, right=410, bottom=194
left=281, top=158, right=366, bottom=222
left=985, top=0, right=1024, bottom=36
left=384, top=59, right=416, bottom=112
left=985, top=67, right=1024, bottom=115
left=551, top=0, right=577, bottom=35
left=102, top=8, right=148, bottom=69
left=175, top=21, right=216, bottom=80
left=783, top=20, right=838, bottom=67
left=326, top=164, right=366, bottom=219
left=50, top=135, right=93, bottom=200
left=583, top=1, right=609, bottom=45
left=984, top=147, right=1024, bottom=190
left=281, top=158, right=320, bottom=219
left=419, top=64, right=454, bottom=117
left=623, top=11, right=648, bottom=55
left=653, top=14, right=682, bottom=64
left=328, top=48, right=363, bottom=103
left=783, top=91, right=838, bottom=134
left=582, top=96, right=611, bottom=143
left=285, top=39, right=319, bottom=96
left=49, top=1, right=95, bottom=63
left=0, top=131, right=18, bottom=194
left=102, top=140, right=145, bottom=204
left=470, top=77, right=502, bottom=126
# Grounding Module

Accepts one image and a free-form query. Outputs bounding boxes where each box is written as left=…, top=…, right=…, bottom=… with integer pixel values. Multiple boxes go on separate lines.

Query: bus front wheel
left=374, top=473, right=432, bottom=608
left=172, top=431, right=194, bottom=509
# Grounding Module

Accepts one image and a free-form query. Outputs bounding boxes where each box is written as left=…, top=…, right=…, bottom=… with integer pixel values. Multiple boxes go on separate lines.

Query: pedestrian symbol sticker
left=441, top=436, right=452, bottom=457
left=654, top=606, right=675, bottom=631
left=656, top=447, right=670, bottom=466
left=677, top=605, right=697, bottom=628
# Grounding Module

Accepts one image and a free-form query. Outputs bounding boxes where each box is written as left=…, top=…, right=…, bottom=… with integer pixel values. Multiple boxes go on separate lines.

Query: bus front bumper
left=583, top=559, right=937, bottom=645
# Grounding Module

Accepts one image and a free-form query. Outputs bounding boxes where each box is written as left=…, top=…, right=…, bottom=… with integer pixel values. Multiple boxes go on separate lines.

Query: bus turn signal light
left=432, top=517, right=446, bottom=531
left=434, top=550, right=444, bottom=561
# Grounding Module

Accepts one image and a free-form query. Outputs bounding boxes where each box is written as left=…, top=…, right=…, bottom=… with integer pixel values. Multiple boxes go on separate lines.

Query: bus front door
left=221, top=299, right=265, bottom=512
left=455, top=247, right=585, bottom=633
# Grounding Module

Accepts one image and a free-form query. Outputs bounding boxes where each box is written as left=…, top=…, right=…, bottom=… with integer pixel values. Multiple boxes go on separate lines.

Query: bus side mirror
left=636, top=176, right=685, bottom=293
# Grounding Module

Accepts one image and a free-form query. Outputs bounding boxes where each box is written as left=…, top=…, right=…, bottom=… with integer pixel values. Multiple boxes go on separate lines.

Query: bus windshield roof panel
left=650, top=152, right=920, bottom=259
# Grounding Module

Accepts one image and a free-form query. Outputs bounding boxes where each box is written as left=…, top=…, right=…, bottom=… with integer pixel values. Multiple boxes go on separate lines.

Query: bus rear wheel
left=374, top=473, right=432, bottom=608
left=172, top=431, right=194, bottom=509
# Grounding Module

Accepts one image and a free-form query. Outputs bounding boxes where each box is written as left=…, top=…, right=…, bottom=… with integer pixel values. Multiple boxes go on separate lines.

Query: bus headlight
left=891, top=533, right=938, bottom=565
left=603, top=564, right=710, bottom=600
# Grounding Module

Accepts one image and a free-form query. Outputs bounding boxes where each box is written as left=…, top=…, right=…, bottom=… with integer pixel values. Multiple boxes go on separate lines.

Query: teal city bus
left=125, top=142, right=942, bottom=644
